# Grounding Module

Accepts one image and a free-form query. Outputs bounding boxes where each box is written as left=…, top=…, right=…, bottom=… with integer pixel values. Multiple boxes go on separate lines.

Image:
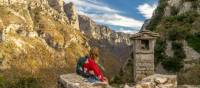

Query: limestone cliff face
left=79, top=15, right=131, bottom=45
left=64, top=2, right=80, bottom=30
left=164, top=0, right=200, bottom=64
left=47, top=0, right=64, bottom=12
left=163, top=0, right=197, bottom=16
left=146, top=0, right=200, bottom=73
left=78, top=15, right=132, bottom=77
left=0, top=0, right=88, bottom=87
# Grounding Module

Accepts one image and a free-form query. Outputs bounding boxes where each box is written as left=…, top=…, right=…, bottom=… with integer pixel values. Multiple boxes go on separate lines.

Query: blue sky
left=65, top=0, right=158, bottom=34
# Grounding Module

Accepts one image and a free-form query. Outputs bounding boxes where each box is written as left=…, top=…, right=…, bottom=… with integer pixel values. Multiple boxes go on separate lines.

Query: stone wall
left=134, top=53, right=155, bottom=82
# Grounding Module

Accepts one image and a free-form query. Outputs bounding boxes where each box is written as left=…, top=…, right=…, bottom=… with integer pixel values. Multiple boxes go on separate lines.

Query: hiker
left=76, top=47, right=108, bottom=83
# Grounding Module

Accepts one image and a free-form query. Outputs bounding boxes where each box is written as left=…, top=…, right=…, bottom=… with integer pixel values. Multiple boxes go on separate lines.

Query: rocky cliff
left=0, top=0, right=89, bottom=87
left=64, top=2, right=80, bottom=30
left=0, top=0, right=135, bottom=87
left=78, top=15, right=132, bottom=77
left=146, top=0, right=200, bottom=85
left=79, top=15, right=131, bottom=45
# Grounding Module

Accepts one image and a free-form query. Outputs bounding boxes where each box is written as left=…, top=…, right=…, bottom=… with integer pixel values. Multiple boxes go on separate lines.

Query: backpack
left=76, top=55, right=90, bottom=77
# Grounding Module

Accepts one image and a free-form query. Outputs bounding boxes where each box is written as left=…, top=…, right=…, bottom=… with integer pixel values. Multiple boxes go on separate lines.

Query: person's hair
left=89, top=47, right=99, bottom=61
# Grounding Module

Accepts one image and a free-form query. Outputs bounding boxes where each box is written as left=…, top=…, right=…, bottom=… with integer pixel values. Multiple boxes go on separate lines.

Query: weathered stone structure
left=131, top=30, right=159, bottom=82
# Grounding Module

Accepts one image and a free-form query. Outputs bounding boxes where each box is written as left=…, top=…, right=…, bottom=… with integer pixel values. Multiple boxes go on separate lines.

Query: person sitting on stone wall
left=76, top=47, right=108, bottom=84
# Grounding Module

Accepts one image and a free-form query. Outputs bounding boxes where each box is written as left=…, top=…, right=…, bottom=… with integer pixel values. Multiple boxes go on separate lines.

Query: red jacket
left=83, top=57, right=104, bottom=81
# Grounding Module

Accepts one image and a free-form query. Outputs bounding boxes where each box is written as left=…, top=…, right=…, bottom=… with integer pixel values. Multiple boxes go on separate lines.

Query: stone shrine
left=131, top=30, right=159, bottom=82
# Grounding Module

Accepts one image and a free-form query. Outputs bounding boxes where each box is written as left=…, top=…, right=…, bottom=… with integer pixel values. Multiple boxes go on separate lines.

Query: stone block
left=58, top=73, right=112, bottom=88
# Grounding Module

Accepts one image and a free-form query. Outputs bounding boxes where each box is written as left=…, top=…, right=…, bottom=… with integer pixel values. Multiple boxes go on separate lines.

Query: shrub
left=178, top=64, right=200, bottom=85
left=110, top=55, right=134, bottom=84
left=170, top=7, right=179, bottom=16
left=110, top=68, right=124, bottom=84
left=0, top=75, right=7, bottom=88
left=168, top=29, right=188, bottom=41
left=172, top=41, right=186, bottom=59
left=162, top=56, right=184, bottom=72
left=14, top=76, right=42, bottom=88
left=154, top=39, right=167, bottom=66
left=0, top=76, right=41, bottom=88
left=186, top=33, right=200, bottom=53
left=160, top=41, right=186, bottom=72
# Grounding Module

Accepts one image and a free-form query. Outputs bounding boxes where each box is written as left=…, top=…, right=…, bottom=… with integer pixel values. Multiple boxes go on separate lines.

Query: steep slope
left=78, top=15, right=132, bottom=77
left=146, top=0, right=200, bottom=85
left=0, top=0, right=88, bottom=87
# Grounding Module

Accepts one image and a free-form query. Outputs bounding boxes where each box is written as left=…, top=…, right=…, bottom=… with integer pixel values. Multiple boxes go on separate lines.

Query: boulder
left=58, top=73, right=112, bottom=88
left=131, top=74, right=177, bottom=88
left=154, top=77, right=168, bottom=84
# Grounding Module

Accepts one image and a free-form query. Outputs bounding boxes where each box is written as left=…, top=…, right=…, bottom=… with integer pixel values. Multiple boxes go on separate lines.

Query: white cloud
left=137, top=3, right=157, bottom=19
left=104, top=14, right=143, bottom=29
left=115, top=28, right=138, bottom=34
left=65, top=0, right=120, bottom=13
left=79, top=13, right=143, bottom=29
left=65, top=0, right=144, bottom=33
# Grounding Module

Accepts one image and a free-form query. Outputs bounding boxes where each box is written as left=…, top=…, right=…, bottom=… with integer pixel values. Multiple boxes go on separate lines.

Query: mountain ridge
left=0, top=0, right=133, bottom=87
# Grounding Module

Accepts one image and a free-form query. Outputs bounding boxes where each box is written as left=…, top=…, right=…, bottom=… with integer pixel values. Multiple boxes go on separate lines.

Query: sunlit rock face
left=47, top=0, right=64, bottom=12
left=64, top=2, right=80, bottom=30
left=0, top=0, right=89, bottom=87
left=163, top=0, right=198, bottom=17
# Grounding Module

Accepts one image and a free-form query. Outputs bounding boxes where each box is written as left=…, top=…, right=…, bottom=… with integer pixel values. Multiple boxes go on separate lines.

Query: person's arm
left=90, top=60, right=105, bottom=81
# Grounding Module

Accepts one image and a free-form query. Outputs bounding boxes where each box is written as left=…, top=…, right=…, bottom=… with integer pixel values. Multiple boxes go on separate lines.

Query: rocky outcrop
left=183, top=41, right=200, bottom=69
left=58, top=73, right=112, bottom=88
left=124, top=74, right=177, bottom=88
left=164, top=40, right=200, bottom=69
left=64, top=2, right=79, bottom=30
left=0, top=0, right=89, bottom=87
left=140, top=19, right=150, bottom=32
left=47, top=0, right=64, bottom=12
left=163, top=0, right=198, bottom=16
